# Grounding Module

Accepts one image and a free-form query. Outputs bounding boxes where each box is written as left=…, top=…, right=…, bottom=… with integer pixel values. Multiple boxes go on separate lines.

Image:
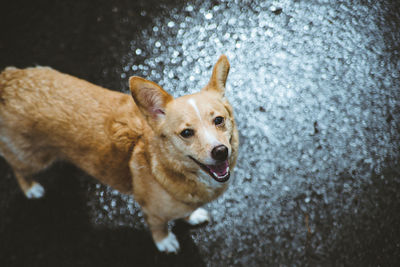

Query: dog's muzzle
left=189, top=156, right=230, bottom=182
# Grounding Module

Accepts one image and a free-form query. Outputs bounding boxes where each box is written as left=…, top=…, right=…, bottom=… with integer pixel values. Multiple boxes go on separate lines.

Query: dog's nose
left=211, top=145, right=228, bottom=161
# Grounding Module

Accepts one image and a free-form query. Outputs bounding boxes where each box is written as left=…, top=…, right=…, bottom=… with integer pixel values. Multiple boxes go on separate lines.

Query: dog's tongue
left=207, top=160, right=229, bottom=176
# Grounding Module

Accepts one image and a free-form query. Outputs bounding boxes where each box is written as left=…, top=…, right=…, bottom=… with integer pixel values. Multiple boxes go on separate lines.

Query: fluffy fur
left=0, top=55, right=239, bottom=253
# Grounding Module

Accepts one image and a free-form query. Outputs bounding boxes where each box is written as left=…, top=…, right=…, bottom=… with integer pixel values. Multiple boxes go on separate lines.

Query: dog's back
left=0, top=67, right=142, bottom=195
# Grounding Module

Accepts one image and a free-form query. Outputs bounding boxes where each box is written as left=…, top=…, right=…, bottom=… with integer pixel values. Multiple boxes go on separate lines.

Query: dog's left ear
left=204, top=55, right=230, bottom=96
left=129, top=76, right=173, bottom=126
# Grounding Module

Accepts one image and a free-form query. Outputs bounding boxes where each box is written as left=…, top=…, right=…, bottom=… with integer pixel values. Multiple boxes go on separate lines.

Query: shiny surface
left=1, top=0, right=400, bottom=265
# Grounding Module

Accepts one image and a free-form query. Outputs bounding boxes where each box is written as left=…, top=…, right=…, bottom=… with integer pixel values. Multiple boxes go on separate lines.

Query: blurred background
left=1, top=0, right=400, bottom=266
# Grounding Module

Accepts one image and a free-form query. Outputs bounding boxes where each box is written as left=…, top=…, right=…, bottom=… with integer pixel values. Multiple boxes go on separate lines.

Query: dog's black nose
left=211, top=145, right=228, bottom=161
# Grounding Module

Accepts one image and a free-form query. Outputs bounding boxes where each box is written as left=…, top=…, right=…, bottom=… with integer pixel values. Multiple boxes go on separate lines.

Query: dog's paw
left=155, top=232, right=180, bottom=254
left=25, top=182, right=45, bottom=199
left=186, top=208, right=210, bottom=225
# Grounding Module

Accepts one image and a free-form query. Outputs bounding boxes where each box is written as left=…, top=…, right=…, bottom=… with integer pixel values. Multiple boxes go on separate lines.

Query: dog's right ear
left=129, top=76, right=173, bottom=126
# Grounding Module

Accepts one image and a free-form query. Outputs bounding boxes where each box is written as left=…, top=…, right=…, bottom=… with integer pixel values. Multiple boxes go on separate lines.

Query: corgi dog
left=0, top=55, right=239, bottom=253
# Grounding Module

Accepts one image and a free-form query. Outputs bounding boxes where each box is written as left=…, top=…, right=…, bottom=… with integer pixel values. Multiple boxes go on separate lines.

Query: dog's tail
left=0, top=67, right=19, bottom=105
left=0, top=68, right=18, bottom=156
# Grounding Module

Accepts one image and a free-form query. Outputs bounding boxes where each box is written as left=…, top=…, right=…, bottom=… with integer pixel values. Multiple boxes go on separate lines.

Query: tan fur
left=0, top=55, right=238, bottom=251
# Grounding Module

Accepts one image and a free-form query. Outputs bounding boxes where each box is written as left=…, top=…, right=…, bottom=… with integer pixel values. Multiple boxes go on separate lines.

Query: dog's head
left=129, top=55, right=238, bottom=183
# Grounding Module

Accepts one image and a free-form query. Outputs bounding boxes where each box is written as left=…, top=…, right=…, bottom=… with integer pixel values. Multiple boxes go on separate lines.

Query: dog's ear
left=129, top=76, right=173, bottom=125
left=204, top=55, right=230, bottom=96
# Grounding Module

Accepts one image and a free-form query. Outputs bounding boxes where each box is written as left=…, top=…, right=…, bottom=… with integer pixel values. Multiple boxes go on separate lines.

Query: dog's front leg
left=145, top=213, right=180, bottom=254
left=184, top=207, right=210, bottom=226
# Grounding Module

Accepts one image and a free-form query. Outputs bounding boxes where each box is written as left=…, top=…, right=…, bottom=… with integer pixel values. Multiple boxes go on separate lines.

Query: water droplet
left=205, top=13, right=213, bottom=20
left=186, top=5, right=193, bottom=12
left=167, top=21, right=175, bottom=28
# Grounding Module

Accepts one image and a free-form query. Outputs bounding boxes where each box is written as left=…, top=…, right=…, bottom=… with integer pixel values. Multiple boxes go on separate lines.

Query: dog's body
left=0, top=56, right=238, bottom=252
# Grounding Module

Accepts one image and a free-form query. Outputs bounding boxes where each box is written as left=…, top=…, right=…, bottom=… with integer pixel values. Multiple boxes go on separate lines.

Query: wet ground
left=1, top=0, right=400, bottom=266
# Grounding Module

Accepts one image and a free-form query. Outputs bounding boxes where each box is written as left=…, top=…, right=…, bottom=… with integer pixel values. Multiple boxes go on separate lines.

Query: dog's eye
left=180, top=129, right=195, bottom=138
left=214, top=116, right=224, bottom=126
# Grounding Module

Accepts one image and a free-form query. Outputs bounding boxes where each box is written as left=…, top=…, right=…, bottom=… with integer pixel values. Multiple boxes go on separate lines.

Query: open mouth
left=189, top=156, right=230, bottom=182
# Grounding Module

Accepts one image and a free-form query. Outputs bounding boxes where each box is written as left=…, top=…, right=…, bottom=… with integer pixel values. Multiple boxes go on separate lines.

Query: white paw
left=25, top=183, right=45, bottom=199
left=186, top=208, right=210, bottom=225
left=155, top=232, right=180, bottom=254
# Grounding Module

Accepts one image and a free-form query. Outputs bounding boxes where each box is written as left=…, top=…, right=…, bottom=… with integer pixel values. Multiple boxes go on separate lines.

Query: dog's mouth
left=189, top=156, right=230, bottom=182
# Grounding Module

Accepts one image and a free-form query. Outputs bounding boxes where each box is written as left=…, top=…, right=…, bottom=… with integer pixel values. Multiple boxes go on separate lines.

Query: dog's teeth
left=212, top=171, right=223, bottom=179
left=212, top=171, right=229, bottom=179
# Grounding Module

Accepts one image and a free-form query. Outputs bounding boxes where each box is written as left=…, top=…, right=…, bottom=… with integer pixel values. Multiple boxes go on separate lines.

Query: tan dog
left=0, top=55, right=238, bottom=253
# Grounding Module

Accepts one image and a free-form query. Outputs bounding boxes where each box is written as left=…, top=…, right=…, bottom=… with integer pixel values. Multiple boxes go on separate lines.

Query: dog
left=0, top=55, right=238, bottom=253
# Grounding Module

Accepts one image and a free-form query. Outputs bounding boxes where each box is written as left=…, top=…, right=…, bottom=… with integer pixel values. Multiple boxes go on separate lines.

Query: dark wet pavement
left=1, top=0, right=400, bottom=266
